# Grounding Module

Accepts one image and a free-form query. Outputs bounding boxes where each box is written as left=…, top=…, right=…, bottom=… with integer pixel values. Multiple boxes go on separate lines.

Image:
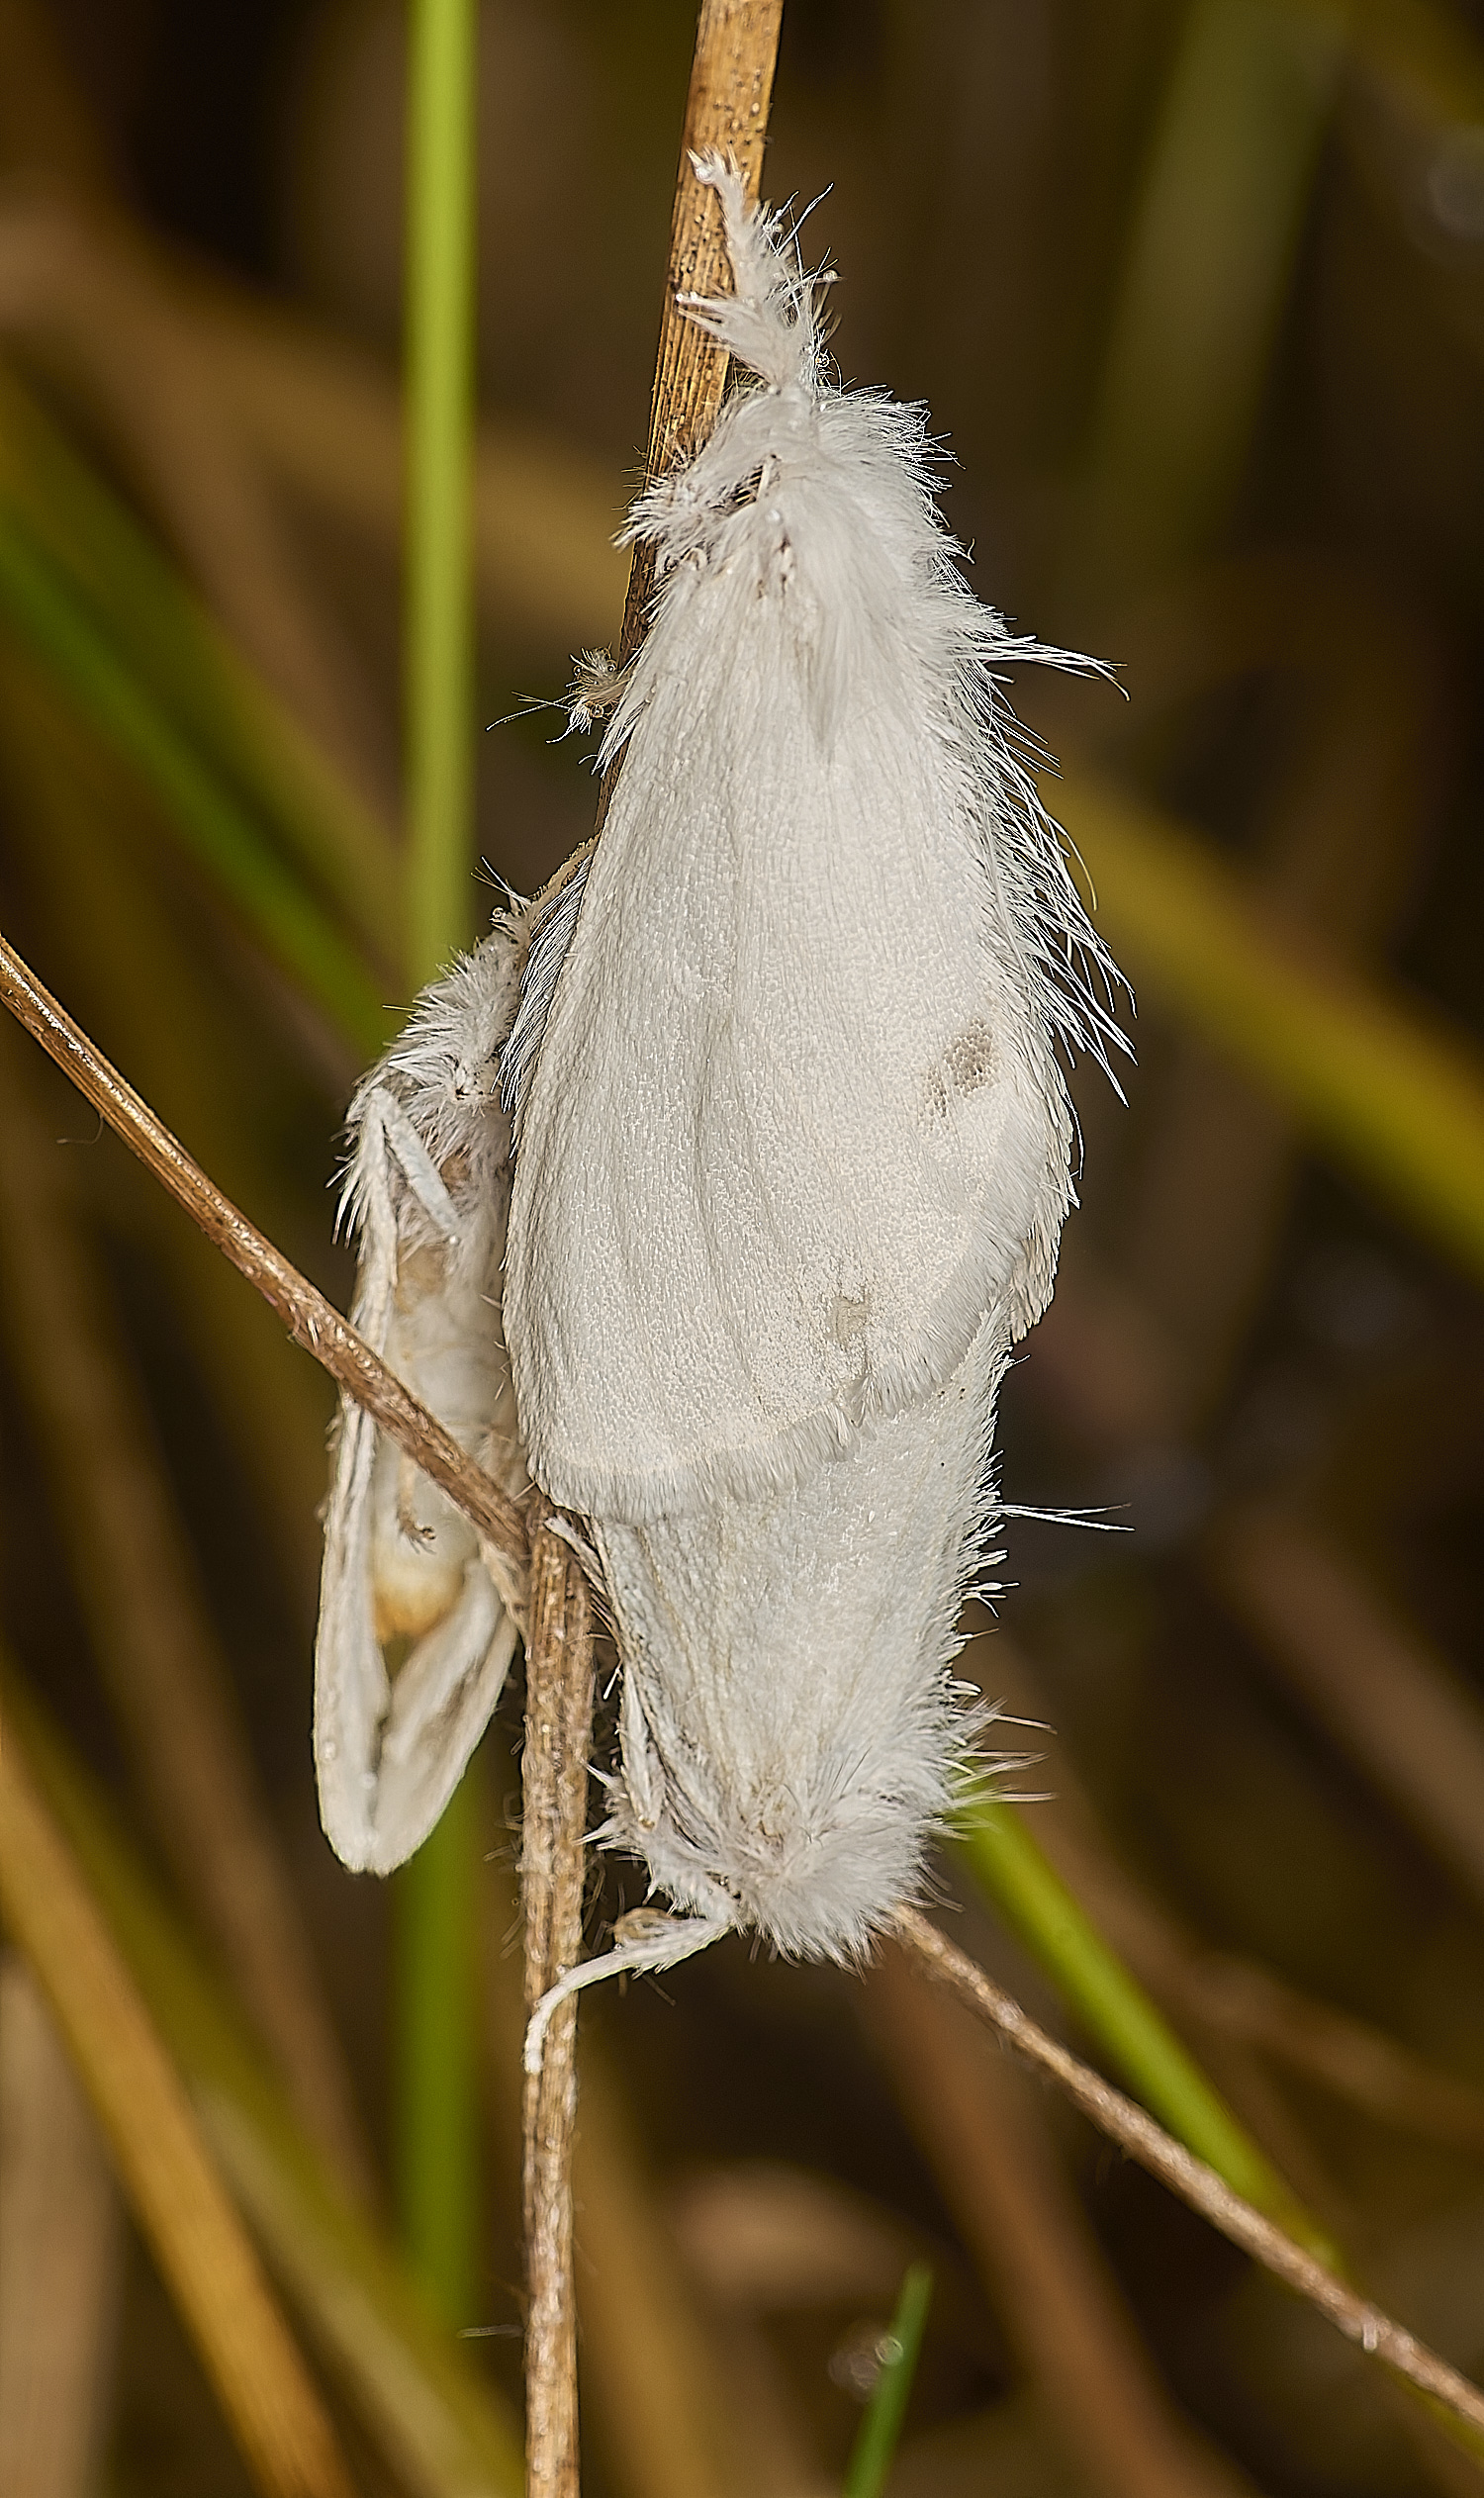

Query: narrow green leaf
left=1071, top=0, right=1345, bottom=599
left=0, top=512, right=388, bottom=1055
left=396, top=0, right=484, bottom=2332
left=405, top=0, right=478, bottom=989
left=843, top=2262, right=933, bottom=2498
left=0, top=369, right=401, bottom=965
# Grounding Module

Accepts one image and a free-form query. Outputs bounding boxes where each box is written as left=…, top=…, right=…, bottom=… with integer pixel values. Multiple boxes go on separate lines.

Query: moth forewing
left=314, top=920, right=531, bottom=1876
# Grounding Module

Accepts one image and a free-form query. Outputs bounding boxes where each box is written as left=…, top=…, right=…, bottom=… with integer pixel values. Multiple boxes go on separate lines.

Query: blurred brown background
left=2, top=4, right=1484, bottom=2495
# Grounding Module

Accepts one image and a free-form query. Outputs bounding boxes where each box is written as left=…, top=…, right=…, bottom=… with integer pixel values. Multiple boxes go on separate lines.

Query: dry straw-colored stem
left=0, top=1704, right=356, bottom=2498
left=869, top=1944, right=1246, bottom=2498
left=981, top=1632, right=1484, bottom=2158
left=617, top=0, right=785, bottom=669
left=1212, top=1501, right=1484, bottom=1920
left=889, top=1906, right=1484, bottom=2444
left=0, top=1023, right=374, bottom=2199
left=521, top=1523, right=596, bottom=2498
left=0, top=924, right=528, bottom=1579
left=481, top=1849, right=747, bottom=2498
left=518, top=13, right=786, bottom=2492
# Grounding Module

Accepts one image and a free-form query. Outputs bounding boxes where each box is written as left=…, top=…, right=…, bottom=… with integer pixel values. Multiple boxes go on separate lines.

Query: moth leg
left=521, top=1911, right=730, bottom=2079
left=395, top=1449, right=437, bottom=1547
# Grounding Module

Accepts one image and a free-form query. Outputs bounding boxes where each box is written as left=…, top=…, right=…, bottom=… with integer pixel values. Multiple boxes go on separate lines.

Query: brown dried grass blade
left=515, top=12, right=786, bottom=2491
left=0, top=1698, right=356, bottom=2498
left=10, top=1669, right=524, bottom=2497
left=0, top=1951, right=121, bottom=2498
left=0, top=1023, right=375, bottom=2199
left=482, top=1845, right=750, bottom=2498
left=868, top=1943, right=1252, bottom=2498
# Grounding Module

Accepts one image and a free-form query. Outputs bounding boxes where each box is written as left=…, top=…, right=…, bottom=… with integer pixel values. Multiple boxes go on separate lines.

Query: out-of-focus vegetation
left=3, top=3, right=1484, bottom=2493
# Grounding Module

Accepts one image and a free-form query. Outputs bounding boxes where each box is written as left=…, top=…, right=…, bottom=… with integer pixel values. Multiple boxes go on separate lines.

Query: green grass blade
left=394, top=1778, right=482, bottom=2328
left=0, top=369, right=401, bottom=965
left=954, top=1789, right=1339, bottom=2264
left=0, top=512, right=388, bottom=1055
left=842, top=2262, right=933, bottom=2498
left=1071, top=0, right=1345, bottom=601
left=396, top=0, right=483, bottom=2333
left=405, top=0, right=477, bottom=988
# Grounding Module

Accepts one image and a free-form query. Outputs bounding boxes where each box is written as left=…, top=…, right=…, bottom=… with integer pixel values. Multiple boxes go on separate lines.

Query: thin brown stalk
left=1096, top=559, right=1436, bottom=1432
left=483, top=1848, right=750, bottom=2498
left=1175, top=1954, right=1484, bottom=2156
left=0, top=922, right=529, bottom=1582
left=191, top=282, right=626, bottom=650
left=0, top=1702, right=356, bottom=2498
left=867, top=1944, right=1250, bottom=2498
left=0, top=0, right=112, bottom=195
left=14, top=1669, right=525, bottom=2498
left=521, top=1521, right=597, bottom=2498
left=515, top=18, right=787, bottom=2493
left=0, top=1022, right=375, bottom=2199
left=889, top=1905, right=1484, bottom=2445
left=616, top=0, right=787, bottom=668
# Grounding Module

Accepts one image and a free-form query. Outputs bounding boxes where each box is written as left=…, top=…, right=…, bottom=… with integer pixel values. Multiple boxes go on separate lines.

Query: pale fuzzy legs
left=314, top=915, right=531, bottom=1875
left=522, top=1911, right=731, bottom=2079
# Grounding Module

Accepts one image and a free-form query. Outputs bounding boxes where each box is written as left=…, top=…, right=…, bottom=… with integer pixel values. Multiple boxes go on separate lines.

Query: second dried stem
left=521, top=1525, right=596, bottom=2498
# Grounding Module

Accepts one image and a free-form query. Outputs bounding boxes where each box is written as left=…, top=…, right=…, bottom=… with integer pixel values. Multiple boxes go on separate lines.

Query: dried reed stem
left=889, top=1905, right=1484, bottom=2444
left=616, top=0, right=786, bottom=669
left=516, top=13, right=787, bottom=2489
left=13, top=1670, right=527, bottom=2494
left=0, top=925, right=528, bottom=1579
left=521, top=1522, right=596, bottom=2498
left=869, top=1945, right=1249, bottom=2498
left=981, top=1633, right=1484, bottom=2157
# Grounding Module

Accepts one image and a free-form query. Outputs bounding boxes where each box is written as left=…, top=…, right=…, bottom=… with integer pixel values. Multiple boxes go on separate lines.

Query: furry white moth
left=502, top=161, right=1123, bottom=1985
left=313, top=161, right=1124, bottom=1998
left=314, top=919, right=532, bottom=1874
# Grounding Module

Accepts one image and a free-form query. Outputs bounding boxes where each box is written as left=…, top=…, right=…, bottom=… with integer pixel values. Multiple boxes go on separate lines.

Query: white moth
left=315, top=921, right=532, bottom=1874
left=314, top=160, right=1124, bottom=2009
